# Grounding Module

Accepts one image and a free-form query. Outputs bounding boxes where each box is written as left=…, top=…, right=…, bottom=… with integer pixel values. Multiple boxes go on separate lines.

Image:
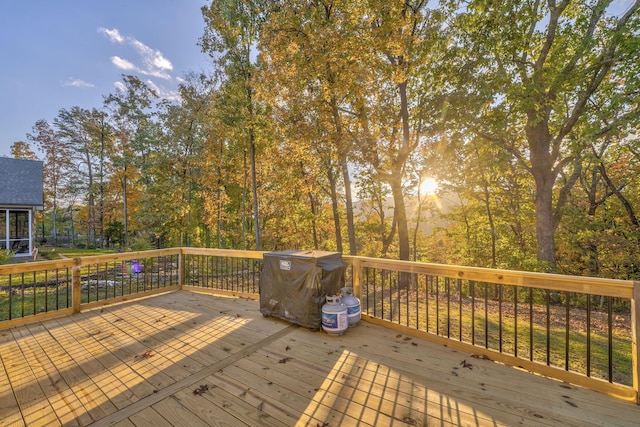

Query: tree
left=450, top=0, right=640, bottom=270
left=54, top=106, right=105, bottom=247
left=200, top=0, right=267, bottom=250
left=10, top=141, right=38, bottom=160
left=104, top=75, right=158, bottom=249
left=259, top=0, right=363, bottom=254
left=27, top=119, right=72, bottom=244
left=151, top=73, right=212, bottom=247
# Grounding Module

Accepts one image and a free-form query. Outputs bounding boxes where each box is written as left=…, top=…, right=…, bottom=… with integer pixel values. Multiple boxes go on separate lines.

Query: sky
left=0, top=0, right=210, bottom=157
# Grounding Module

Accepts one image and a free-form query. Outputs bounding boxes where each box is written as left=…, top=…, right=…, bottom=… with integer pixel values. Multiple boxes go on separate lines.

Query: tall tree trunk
left=86, top=153, right=95, bottom=248
left=247, top=84, right=261, bottom=251
left=242, top=150, right=248, bottom=250
left=330, top=95, right=356, bottom=255
left=249, top=132, right=261, bottom=250
left=527, top=114, right=557, bottom=271
left=389, top=175, right=410, bottom=262
left=123, top=172, right=128, bottom=249
left=395, top=80, right=411, bottom=263
left=327, top=167, right=343, bottom=253
left=533, top=171, right=557, bottom=271
left=481, top=181, right=497, bottom=269
left=341, top=158, right=356, bottom=255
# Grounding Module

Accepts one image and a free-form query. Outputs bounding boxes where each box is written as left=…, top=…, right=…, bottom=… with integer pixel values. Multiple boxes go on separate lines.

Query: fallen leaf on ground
left=193, top=384, right=209, bottom=395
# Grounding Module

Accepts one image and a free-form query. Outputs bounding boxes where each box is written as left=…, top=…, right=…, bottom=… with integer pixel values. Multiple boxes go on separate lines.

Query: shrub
left=0, top=249, right=14, bottom=265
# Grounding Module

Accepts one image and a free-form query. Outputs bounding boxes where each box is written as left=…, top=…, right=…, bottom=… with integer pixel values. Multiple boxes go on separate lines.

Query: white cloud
left=63, top=78, right=95, bottom=88
left=98, top=27, right=124, bottom=43
left=111, top=56, right=137, bottom=71
left=99, top=27, right=173, bottom=80
left=131, top=39, right=173, bottom=71
left=114, top=81, right=126, bottom=93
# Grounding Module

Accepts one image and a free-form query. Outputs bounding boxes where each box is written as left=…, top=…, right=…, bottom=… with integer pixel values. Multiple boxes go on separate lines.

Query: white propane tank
left=321, top=295, right=348, bottom=336
left=340, top=286, right=361, bottom=327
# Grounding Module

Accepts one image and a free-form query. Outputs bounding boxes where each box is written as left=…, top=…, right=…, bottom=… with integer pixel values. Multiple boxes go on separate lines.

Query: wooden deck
left=1, top=291, right=639, bottom=427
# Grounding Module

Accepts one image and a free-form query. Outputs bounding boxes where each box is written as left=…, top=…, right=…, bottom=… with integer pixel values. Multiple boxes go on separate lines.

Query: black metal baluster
left=529, top=287, right=534, bottom=361
left=8, top=275, right=12, bottom=320
left=446, top=277, right=451, bottom=338
left=499, top=284, right=503, bottom=352
left=435, top=276, right=440, bottom=335
left=459, top=279, right=463, bottom=342
left=586, top=294, right=591, bottom=377
left=471, top=280, right=475, bottom=345
left=44, top=270, right=49, bottom=312
left=514, top=285, right=518, bottom=358
left=565, top=291, right=571, bottom=371
left=607, top=296, right=613, bottom=382
left=485, top=282, right=489, bottom=349
left=425, top=275, right=430, bottom=333
left=546, top=289, right=550, bottom=365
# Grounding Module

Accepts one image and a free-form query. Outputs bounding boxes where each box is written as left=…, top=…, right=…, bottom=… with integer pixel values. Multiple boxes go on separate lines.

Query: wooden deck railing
left=1, top=248, right=638, bottom=404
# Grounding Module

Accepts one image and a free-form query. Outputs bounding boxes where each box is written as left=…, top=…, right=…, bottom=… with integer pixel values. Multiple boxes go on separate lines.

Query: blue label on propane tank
left=347, top=304, right=360, bottom=315
left=322, top=312, right=338, bottom=328
left=279, top=260, right=291, bottom=270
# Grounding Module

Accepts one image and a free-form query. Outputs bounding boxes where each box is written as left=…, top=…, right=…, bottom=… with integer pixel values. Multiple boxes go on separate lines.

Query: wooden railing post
left=72, top=258, right=81, bottom=314
left=632, top=280, right=640, bottom=404
left=179, top=248, right=186, bottom=288
left=351, top=257, right=362, bottom=301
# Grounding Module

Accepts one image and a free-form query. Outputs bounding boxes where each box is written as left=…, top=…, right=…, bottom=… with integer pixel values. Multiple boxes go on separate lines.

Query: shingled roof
left=0, top=157, right=44, bottom=208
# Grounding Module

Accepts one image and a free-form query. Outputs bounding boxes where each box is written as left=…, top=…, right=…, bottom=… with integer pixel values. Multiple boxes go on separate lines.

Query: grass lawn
left=364, top=287, right=634, bottom=386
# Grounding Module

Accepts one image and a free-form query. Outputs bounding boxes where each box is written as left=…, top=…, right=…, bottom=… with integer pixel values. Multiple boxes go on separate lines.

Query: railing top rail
left=75, top=248, right=182, bottom=266
left=0, top=258, right=76, bottom=274
left=180, top=247, right=266, bottom=259
left=344, top=255, right=636, bottom=298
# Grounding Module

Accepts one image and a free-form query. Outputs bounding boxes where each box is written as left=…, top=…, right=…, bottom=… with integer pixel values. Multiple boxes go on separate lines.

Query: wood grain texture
left=1, top=290, right=638, bottom=427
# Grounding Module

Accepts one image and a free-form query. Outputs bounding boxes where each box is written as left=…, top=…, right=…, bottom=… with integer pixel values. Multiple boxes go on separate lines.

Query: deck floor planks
left=257, top=330, right=502, bottom=426
left=118, top=292, right=274, bottom=366
left=88, top=306, right=208, bottom=377
left=47, top=316, right=159, bottom=402
left=44, top=318, right=140, bottom=412
left=62, top=306, right=190, bottom=391
left=2, top=329, right=61, bottom=426
left=47, top=315, right=146, bottom=416
left=21, top=320, right=109, bottom=424
left=2, top=290, right=640, bottom=427
left=248, top=334, right=494, bottom=427
left=199, top=371, right=304, bottom=426
left=127, top=406, right=174, bottom=427
left=317, top=322, right=636, bottom=426
left=150, top=395, right=213, bottom=427
left=76, top=308, right=194, bottom=384
left=0, top=330, right=27, bottom=427
left=14, top=323, right=95, bottom=426
left=258, top=323, right=614, bottom=427
left=177, top=375, right=289, bottom=427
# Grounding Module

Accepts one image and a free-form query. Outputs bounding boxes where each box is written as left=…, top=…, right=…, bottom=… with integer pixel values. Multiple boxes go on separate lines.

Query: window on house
left=0, top=211, right=5, bottom=250
left=1, top=209, right=31, bottom=254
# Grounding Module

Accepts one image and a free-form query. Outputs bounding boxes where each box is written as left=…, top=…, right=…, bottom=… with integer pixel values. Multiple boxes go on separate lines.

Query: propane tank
left=321, top=295, right=348, bottom=336
left=340, top=286, right=361, bottom=327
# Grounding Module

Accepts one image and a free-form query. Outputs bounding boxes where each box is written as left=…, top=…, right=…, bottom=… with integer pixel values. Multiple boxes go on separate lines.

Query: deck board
left=1, top=290, right=639, bottom=426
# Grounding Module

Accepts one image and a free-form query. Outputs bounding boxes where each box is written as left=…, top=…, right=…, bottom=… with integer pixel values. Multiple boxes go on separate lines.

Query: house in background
left=0, top=157, right=44, bottom=258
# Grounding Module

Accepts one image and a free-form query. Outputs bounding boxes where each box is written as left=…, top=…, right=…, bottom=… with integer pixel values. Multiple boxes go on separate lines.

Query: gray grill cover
left=259, top=250, right=347, bottom=330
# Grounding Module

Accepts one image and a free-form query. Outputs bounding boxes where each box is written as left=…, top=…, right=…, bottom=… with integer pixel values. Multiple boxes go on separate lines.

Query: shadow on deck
left=1, top=290, right=638, bottom=426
